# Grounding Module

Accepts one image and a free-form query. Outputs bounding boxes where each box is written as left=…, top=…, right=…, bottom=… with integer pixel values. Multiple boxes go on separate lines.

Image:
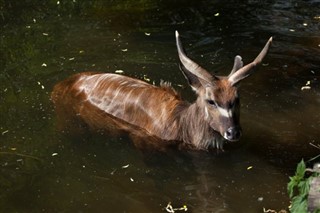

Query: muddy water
left=1, top=0, right=319, bottom=212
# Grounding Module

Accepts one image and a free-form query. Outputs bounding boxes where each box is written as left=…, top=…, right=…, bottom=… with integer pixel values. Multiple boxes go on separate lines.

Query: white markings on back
left=76, top=73, right=173, bottom=134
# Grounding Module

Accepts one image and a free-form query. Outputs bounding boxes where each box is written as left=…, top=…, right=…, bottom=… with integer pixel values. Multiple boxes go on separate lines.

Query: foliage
left=288, top=159, right=320, bottom=213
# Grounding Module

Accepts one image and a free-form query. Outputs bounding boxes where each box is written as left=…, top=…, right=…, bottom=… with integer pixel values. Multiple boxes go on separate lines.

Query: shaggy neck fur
left=175, top=99, right=225, bottom=150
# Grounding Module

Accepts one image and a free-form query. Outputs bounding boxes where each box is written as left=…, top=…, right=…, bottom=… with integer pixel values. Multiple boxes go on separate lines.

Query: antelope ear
left=228, top=37, right=273, bottom=86
left=229, top=55, right=243, bottom=76
left=178, top=63, right=203, bottom=91
left=175, top=31, right=216, bottom=91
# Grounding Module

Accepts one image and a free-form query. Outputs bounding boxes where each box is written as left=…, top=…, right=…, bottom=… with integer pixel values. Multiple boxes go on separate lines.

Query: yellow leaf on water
left=122, top=164, right=129, bottom=168
left=2, top=130, right=9, bottom=135
left=143, top=75, right=150, bottom=82
left=301, top=86, right=311, bottom=90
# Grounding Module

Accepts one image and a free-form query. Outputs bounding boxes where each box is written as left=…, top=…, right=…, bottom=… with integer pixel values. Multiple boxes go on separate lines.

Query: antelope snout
left=224, top=126, right=242, bottom=141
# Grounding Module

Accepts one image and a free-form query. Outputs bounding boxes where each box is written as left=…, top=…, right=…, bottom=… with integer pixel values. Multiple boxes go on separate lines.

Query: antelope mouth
left=223, top=126, right=242, bottom=142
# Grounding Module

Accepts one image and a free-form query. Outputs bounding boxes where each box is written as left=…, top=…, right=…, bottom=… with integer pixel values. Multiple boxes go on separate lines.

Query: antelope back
left=51, top=72, right=184, bottom=141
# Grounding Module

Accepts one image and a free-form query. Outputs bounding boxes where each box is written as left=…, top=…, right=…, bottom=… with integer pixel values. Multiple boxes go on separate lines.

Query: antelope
left=51, top=31, right=272, bottom=150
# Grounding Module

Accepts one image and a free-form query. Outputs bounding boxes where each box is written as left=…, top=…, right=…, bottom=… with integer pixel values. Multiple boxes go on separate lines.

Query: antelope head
left=176, top=31, right=272, bottom=142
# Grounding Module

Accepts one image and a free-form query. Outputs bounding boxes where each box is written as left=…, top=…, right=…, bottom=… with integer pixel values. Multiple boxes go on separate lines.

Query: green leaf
left=288, top=178, right=297, bottom=198
left=288, top=184, right=294, bottom=198
left=296, top=159, right=306, bottom=179
left=298, top=178, right=310, bottom=196
left=288, top=160, right=308, bottom=199
left=290, top=194, right=308, bottom=213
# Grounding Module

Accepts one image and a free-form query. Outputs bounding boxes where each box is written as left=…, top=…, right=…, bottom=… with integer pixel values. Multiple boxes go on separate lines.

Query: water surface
left=1, top=0, right=319, bottom=212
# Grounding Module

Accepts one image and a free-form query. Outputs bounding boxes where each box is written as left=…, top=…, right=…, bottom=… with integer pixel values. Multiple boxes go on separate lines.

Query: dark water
left=1, top=0, right=319, bottom=212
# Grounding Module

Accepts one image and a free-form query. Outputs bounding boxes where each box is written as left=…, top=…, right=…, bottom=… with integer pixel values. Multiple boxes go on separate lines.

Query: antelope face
left=203, top=79, right=241, bottom=141
left=175, top=30, right=272, bottom=143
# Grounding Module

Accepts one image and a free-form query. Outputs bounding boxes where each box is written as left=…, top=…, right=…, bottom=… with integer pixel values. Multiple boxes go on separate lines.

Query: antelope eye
left=207, top=100, right=217, bottom=107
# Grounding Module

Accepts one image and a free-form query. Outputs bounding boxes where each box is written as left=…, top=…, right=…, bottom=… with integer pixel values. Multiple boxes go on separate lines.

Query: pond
left=0, top=0, right=319, bottom=212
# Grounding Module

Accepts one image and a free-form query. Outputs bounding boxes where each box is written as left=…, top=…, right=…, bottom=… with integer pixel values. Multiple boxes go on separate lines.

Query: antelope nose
left=225, top=127, right=242, bottom=141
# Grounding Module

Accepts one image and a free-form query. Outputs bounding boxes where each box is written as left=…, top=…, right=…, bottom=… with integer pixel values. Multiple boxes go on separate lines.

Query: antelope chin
left=223, top=133, right=241, bottom=142
left=225, top=138, right=240, bottom=142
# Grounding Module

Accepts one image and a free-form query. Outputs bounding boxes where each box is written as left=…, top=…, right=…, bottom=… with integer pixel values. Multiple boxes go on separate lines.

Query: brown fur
left=51, top=72, right=225, bottom=150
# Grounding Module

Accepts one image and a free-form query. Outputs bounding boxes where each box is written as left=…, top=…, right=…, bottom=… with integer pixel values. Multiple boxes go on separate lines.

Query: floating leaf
left=122, top=164, right=129, bottom=169
left=165, top=202, right=188, bottom=212
left=301, top=86, right=311, bottom=90
left=2, top=130, right=9, bottom=135
left=143, top=75, right=150, bottom=82
left=110, top=169, right=117, bottom=175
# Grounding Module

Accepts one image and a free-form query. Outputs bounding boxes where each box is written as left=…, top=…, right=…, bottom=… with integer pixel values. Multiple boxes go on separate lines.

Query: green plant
left=288, top=159, right=320, bottom=213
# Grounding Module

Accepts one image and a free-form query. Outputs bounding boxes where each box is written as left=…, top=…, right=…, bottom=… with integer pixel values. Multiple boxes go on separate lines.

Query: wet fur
left=51, top=72, right=223, bottom=150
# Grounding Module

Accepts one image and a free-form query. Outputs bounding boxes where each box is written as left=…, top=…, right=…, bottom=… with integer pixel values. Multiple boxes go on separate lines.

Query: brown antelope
left=51, top=31, right=272, bottom=150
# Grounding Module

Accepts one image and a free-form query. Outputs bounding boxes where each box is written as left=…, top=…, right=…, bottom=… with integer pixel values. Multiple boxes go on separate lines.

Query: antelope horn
left=175, top=31, right=214, bottom=82
left=228, top=37, right=273, bottom=86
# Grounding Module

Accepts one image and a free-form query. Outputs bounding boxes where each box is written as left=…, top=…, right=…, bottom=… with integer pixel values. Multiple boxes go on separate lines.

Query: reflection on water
left=1, top=0, right=319, bottom=212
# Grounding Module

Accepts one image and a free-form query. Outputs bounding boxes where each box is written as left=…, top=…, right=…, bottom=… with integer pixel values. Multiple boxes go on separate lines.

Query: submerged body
left=51, top=31, right=272, bottom=150
left=51, top=72, right=221, bottom=149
